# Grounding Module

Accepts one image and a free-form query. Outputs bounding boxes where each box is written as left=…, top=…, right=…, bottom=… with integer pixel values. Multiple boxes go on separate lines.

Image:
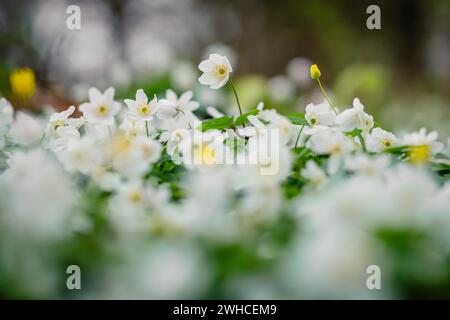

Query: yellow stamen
left=214, top=64, right=227, bottom=77
left=409, top=145, right=430, bottom=164
left=96, top=104, right=109, bottom=116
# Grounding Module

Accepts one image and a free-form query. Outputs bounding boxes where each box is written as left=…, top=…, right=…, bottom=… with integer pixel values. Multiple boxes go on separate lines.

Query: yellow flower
left=10, top=67, right=36, bottom=99
left=310, top=64, right=321, bottom=80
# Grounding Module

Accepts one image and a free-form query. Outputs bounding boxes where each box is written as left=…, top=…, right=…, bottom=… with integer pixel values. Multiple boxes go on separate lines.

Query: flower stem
left=145, top=121, right=150, bottom=139
left=357, top=133, right=367, bottom=152
left=107, top=126, right=112, bottom=138
left=294, top=125, right=305, bottom=149
left=316, top=78, right=338, bottom=114
left=229, top=80, right=243, bottom=116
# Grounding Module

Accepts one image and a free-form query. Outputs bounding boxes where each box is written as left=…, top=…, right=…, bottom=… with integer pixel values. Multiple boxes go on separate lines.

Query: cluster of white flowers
left=0, top=56, right=449, bottom=299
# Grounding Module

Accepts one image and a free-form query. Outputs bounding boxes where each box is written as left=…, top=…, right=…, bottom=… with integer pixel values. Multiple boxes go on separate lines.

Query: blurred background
left=0, top=0, right=449, bottom=136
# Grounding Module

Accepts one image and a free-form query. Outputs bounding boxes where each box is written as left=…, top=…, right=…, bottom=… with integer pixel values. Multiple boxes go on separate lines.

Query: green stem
left=145, top=121, right=150, bottom=139
left=294, top=125, right=305, bottom=149
left=357, top=133, right=367, bottom=152
left=316, top=78, right=338, bottom=114
left=229, top=80, right=243, bottom=116
left=107, top=126, right=112, bottom=138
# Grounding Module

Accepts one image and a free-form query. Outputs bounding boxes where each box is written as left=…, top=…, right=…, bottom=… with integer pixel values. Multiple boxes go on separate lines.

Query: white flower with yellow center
left=198, top=54, right=232, bottom=89
left=402, top=128, right=444, bottom=155
left=305, top=100, right=336, bottom=127
left=366, top=127, right=397, bottom=152
left=182, top=130, right=224, bottom=167
left=335, top=98, right=374, bottom=132
left=124, top=89, right=159, bottom=121
left=46, top=106, right=84, bottom=139
left=158, top=89, right=200, bottom=121
left=119, top=118, right=148, bottom=139
left=79, top=87, right=121, bottom=125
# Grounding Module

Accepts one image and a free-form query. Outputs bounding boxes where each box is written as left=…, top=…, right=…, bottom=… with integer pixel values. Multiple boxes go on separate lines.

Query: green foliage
left=287, top=113, right=308, bottom=126
left=200, top=116, right=234, bottom=132
left=234, top=109, right=260, bottom=126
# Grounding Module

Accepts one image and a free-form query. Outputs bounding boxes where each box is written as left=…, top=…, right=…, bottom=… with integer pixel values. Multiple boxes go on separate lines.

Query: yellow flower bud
left=10, top=67, right=36, bottom=99
left=310, top=64, right=321, bottom=80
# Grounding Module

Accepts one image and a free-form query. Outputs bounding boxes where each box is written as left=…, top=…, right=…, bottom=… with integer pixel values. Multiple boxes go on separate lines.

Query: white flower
left=344, top=154, right=390, bottom=177
left=132, top=136, right=162, bottom=164
left=90, top=166, right=121, bottom=191
left=159, top=121, right=191, bottom=161
left=58, top=137, right=102, bottom=174
left=49, top=125, right=81, bottom=152
left=301, top=160, right=327, bottom=188
left=306, top=127, right=354, bottom=174
left=335, top=98, right=374, bottom=132
left=124, top=89, right=159, bottom=121
left=305, top=100, right=336, bottom=126
left=119, top=118, right=148, bottom=139
left=79, top=87, right=121, bottom=125
left=107, top=135, right=149, bottom=178
left=307, top=128, right=353, bottom=156
left=9, top=111, right=45, bottom=146
left=402, top=128, right=444, bottom=154
left=198, top=53, right=232, bottom=89
left=0, top=98, right=14, bottom=134
left=366, top=127, right=397, bottom=152
left=259, top=109, right=295, bottom=143
left=158, top=89, right=199, bottom=121
left=181, top=130, right=225, bottom=167
left=0, top=149, right=76, bottom=241
left=45, top=106, right=84, bottom=139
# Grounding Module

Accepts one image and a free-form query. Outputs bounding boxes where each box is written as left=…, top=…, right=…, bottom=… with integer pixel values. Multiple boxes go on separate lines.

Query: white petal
left=104, top=87, right=115, bottom=102
left=210, top=75, right=229, bottom=89
left=199, top=60, right=214, bottom=72
left=165, top=89, right=178, bottom=102
left=88, top=87, right=102, bottom=104
left=136, top=89, right=148, bottom=105
left=198, top=73, right=217, bottom=85
left=179, top=90, right=193, bottom=105
left=124, top=99, right=137, bottom=110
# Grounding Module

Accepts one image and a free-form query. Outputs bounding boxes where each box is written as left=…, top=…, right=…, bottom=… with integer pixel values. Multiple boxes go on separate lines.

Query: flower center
left=409, top=145, right=430, bottom=164
left=330, top=144, right=342, bottom=155
left=53, top=119, right=66, bottom=130
left=96, top=104, right=109, bottom=116
left=138, top=103, right=150, bottom=116
left=214, top=64, right=227, bottom=77
left=128, top=191, right=143, bottom=203
left=381, top=139, right=392, bottom=148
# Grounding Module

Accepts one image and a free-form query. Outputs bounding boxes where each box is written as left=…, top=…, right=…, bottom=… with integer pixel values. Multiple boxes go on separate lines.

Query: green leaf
left=234, top=109, right=260, bottom=126
left=346, top=128, right=363, bottom=137
left=383, top=145, right=410, bottom=154
left=287, top=113, right=308, bottom=126
left=201, top=116, right=233, bottom=132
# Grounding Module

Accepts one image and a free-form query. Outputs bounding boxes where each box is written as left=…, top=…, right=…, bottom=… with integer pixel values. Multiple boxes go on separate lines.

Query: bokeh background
left=0, top=0, right=449, bottom=136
